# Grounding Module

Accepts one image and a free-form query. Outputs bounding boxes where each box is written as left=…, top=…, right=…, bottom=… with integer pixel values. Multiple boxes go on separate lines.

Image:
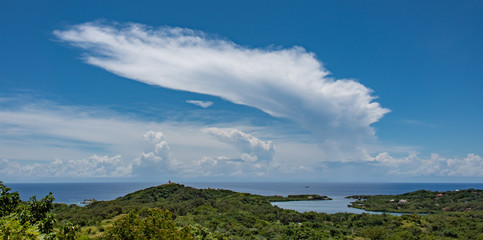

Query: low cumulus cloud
left=203, top=127, right=274, bottom=162
left=0, top=155, right=130, bottom=178
left=186, top=100, right=213, bottom=108
left=1, top=98, right=480, bottom=180
left=370, top=152, right=483, bottom=177
left=0, top=131, right=176, bottom=179
left=189, top=128, right=276, bottom=176
left=54, top=22, right=390, bottom=144
left=0, top=98, right=276, bottom=179
left=1, top=128, right=482, bottom=179
left=0, top=128, right=275, bottom=178
left=0, top=98, right=160, bottom=162
left=194, top=156, right=244, bottom=177
left=131, top=131, right=179, bottom=176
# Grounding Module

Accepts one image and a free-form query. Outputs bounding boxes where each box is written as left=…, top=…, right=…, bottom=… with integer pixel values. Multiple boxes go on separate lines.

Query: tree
left=18, top=193, right=57, bottom=234
left=0, top=181, right=21, bottom=217
left=0, top=181, right=74, bottom=239
left=102, top=208, right=193, bottom=240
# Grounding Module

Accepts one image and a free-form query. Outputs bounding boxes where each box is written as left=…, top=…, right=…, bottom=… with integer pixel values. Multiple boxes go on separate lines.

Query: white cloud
left=0, top=155, right=130, bottom=178
left=0, top=101, right=148, bottom=161
left=0, top=128, right=274, bottom=178
left=0, top=99, right=226, bottom=163
left=0, top=98, right=273, bottom=179
left=0, top=130, right=176, bottom=179
left=186, top=100, right=213, bottom=108
left=54, top=22, right=390, bottom=143
left=203, top=127, right=274, bottom=163
left=1, top=97, right=480, bottom=180
left=191, top=155, right=268, bottom=177
left=183, top=128, right=276, bottom=177
left=446, top=154, right=483, bottom=177
left=371, top=152, right=483, bottom=177
left=2, top=124, right=482, bottom=179
left=131, top=131, right=179, bottom=176
left=193, top=156, right=243, bottom=176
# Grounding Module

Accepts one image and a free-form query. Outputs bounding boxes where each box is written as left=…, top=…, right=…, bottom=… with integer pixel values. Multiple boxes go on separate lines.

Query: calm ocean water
left=5, top=182, right=483, bottom=214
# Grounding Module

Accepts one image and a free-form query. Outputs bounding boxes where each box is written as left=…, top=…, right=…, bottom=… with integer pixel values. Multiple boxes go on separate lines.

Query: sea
left=5, top=182, right=483, bottom=215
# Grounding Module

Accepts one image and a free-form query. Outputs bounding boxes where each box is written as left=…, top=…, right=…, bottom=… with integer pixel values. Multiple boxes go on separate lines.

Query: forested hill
left=54, top=183, right=332, bottom=229
left=116, top=183, right=237, bottom=202
left=347, top=189, right=483, bottom=213
left=116, top=183, right=330, bottom=203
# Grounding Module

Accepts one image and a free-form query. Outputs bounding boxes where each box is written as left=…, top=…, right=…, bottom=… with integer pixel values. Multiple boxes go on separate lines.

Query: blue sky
left=1, top=1, right=482, bottom=182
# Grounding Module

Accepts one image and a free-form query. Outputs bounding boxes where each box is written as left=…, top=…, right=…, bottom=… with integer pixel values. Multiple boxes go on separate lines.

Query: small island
left=265, top=194, right=332, bottom=202
left=347, top=189, right=482, bottom=214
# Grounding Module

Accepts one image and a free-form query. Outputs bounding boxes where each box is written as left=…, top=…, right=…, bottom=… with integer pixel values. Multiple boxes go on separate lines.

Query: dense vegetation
left=0, top=181, right=76, bottom=239
left=347, top=189, right=483, bottom=214
left=2, top=181, right=483, bottom=239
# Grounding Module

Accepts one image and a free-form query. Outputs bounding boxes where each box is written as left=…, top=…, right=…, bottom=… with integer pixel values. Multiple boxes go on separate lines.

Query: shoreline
left=8, top=182, right=483, bottom=214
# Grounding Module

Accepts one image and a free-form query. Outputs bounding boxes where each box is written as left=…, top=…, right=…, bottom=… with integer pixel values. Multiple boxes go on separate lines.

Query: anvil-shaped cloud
left=54, top=22, right=389, bottom=141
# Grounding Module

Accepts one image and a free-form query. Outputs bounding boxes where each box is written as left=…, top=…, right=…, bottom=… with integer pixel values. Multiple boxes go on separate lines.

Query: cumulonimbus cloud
left=54, top=22, right=390, bottom=141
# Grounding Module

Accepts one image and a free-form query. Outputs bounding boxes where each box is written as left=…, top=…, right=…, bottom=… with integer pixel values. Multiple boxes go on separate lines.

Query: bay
left=6, top=182, right=482, bottom=214
left=185, top=182, right=483, bottom=214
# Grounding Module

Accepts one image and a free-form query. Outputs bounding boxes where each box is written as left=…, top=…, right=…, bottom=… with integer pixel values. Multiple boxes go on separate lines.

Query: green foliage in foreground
left=347, top=189, right=483, bottom=213
left=0, top=181, right=76, bottom=239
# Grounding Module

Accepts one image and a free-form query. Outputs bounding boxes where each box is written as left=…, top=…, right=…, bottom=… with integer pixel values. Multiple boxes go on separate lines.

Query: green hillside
left=348, top=189, right=483, bottom=214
